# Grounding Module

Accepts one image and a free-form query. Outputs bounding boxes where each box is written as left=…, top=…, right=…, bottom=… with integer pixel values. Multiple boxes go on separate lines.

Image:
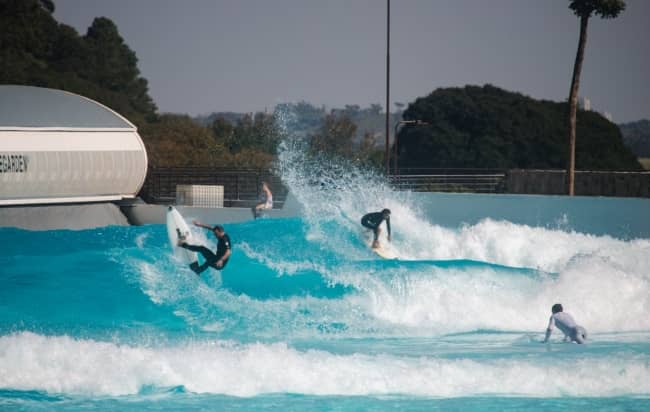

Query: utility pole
left=385, top=0, right=391, bottom=175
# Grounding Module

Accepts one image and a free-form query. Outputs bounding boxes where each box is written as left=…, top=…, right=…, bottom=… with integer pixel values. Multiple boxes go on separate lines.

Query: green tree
left=398, top=85, right=640, bottom=171
left=358, top=131, right=384, bottom=169
left=83, top=17, right=157, bottom=120
left=139, top=114, right=227, bottom=167
left=619, top=119, right=650, bottom=157
left=309, top=112, right=357, bottom=158
left=208, top=113, right=279, bottom=169
left=219, top=112, right=282, bottom=156
left=211, top=116, right=235, bottom=147
left=565, top=0, right=625, bottom=195
left=0, top=1, right=157, bottom=125
left=0, top=0, right=58, bottom=82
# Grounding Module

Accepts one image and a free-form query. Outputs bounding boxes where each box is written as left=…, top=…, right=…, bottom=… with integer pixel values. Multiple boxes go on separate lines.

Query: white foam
left=394, top=217, right=650, bottom=275
left=136, top=218, right=650, bottom=337
left=1, top=332, right=649, bottom=397
left=353, top=260, right=650, bottom=334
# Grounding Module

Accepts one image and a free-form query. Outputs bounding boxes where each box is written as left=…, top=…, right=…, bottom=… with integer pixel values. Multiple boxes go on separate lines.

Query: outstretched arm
left=193, top=220, right=212, bottom=230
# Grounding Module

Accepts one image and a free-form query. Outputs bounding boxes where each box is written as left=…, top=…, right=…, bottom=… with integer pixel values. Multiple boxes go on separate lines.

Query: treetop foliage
left=1, top=1, right=641, bottom=172
left=619, top=119, right=650, bottom=157
left=0, top=0, right=157, bottom=126
left=398, top=85, right=641, bottom=171
left=569, top=0, right=626, bottom=18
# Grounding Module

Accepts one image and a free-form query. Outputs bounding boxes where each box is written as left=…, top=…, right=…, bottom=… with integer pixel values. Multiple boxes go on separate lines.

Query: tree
left=619, top=119, right=650, bottom=157
left=139, top=114, right=227, bottom=167
left=83, top=17, right=157, bottom=119
left=565, top=0, right=625, bottom=195
left=398, top=85, right=640, bottom=171
left=211, top=116, right=235, bottom=146
left=0, top=1, right=157, bottom=125
left=309, top=112, right=357, bottom=159
left=38, top=0, right=54, bottom=13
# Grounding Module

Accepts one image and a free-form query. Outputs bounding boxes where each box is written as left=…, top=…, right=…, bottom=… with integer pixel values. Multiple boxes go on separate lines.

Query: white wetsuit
left=264, top=192, right=273, bottom=209
left=544, top=312, right=587, bottom=344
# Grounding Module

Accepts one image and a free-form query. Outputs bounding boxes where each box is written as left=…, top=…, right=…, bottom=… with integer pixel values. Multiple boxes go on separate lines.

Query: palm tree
left=565, top=0, right=625, bottom=195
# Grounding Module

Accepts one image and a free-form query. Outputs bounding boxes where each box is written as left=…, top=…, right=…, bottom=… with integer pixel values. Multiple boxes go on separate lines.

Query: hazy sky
left=54, top=0, right=649, bottom=123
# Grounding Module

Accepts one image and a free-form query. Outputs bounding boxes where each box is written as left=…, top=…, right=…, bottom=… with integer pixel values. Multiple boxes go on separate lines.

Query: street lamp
left=384, top=0, right=391, bottom=175
left=393, top=120, right=427, bottom=175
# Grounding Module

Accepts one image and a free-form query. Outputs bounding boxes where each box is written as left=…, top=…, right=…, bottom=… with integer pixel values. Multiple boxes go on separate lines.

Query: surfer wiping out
left=361, top=208, right=391, bottom=249
left=178, top=221, right=231, bottom=274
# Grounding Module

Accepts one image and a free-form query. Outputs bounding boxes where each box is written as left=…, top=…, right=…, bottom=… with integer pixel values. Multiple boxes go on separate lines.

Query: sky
left=54, top=0, right=650, bottom=123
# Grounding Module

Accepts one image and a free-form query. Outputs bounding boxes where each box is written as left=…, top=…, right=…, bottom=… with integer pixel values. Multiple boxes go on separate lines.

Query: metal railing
left=139, top=167, right=508, bottom=205
left=139, top=167, right=287, bottom=207
left=389, top=168, right=507, bottom=193
left=139, top=167, right=648, bottom=202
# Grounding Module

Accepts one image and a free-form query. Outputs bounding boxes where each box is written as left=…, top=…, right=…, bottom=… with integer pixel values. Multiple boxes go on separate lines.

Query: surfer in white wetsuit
left=252, top=181, right=273, bottom=219
left=542, top=303, right=588, bottom=344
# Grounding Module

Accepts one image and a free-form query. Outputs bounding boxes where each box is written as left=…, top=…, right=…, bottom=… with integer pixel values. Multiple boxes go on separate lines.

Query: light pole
left=393, top=120, right=427, bottom=175
left=384, top=0, right=391, bottom=175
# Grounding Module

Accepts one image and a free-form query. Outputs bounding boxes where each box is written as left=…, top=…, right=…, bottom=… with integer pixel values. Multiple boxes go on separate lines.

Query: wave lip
left=1, top=332, right=649, bottom=398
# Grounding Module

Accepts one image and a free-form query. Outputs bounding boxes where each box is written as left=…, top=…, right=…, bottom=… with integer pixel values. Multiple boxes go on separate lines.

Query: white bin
left=176, top=185, right=224, bottom=208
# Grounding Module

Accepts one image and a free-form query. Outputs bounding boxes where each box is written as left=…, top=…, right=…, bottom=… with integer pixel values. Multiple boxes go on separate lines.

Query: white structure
left=0, top=85, right=148, bottom=206
left=176, top=185, right=224, bottom=208
left=602, top=111, right=613, bottom=122
left=579, top=97, right=591, bottom=111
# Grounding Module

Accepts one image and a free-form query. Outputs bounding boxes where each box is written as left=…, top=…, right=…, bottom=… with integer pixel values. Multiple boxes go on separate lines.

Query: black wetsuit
left=361, top=212, right=391, bottom=241
left=181, top=234, right=231, bottom=274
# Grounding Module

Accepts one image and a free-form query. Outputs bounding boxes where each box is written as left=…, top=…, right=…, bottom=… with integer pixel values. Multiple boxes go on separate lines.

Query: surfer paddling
left=178, top=221, right=231, bottom=274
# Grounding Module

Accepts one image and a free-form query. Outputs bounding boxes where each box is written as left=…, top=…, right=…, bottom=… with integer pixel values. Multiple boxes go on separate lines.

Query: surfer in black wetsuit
left=178, top=221, right=231, bottom=274
left=361, top=209, right=391, bottom=249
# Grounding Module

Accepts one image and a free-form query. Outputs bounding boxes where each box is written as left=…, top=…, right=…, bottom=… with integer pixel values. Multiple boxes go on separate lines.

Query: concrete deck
left=0, top=193, right=303, bottom=230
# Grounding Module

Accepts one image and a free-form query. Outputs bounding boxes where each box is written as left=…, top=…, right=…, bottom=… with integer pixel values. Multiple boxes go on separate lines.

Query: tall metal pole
left=385, top=0, right=391, bottom=175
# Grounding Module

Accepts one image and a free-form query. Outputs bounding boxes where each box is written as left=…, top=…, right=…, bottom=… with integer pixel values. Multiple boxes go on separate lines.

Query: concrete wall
left=0, top=192, right=304, bottom=230
left=121, top=192, right=304, bottom=226
left=0, top=203, right=129, bottom=230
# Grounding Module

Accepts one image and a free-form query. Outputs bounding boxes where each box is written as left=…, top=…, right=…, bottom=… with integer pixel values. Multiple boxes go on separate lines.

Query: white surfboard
left=364, top=235, right=399, bottom=260
left=166, top=206, right=198, bottom=265
left=372, top=244, right=399, bottom=260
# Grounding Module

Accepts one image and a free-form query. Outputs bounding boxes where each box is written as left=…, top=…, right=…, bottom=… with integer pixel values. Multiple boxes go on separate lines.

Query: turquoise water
left=2, top=133, right=650, bottom=410
left=2, top=202, right=650, bottom=410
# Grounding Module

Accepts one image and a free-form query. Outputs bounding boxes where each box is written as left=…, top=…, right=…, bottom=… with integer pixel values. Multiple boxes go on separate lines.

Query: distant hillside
left=399, top=85, right=642, bottom=171
left=619, top=119, right=650, bottom=157
left=194, top=112, right=249, bottom=127
left=196, top=102, right=402, bottom=147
